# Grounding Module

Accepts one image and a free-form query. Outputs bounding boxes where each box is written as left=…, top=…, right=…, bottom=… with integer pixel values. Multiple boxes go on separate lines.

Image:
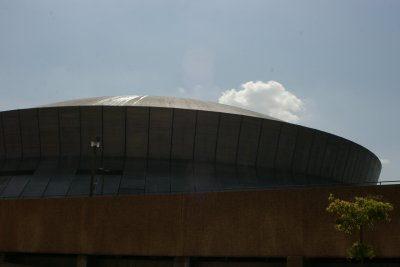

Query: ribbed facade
left=0, top=96, right=381, bottom=198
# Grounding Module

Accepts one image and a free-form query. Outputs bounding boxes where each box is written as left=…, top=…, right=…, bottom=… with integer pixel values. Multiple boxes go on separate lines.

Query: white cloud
left=178, top=88, right=186, bottom=94
left=218, top=80, right=305, bottom=123
left=380, top=158, right=390, bottom=165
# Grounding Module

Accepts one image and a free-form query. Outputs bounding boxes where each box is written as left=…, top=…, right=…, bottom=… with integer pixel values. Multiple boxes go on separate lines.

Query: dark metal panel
left=79, top=154, right=102, bottom=175
left=352, top=147, right=367, bottom=184
left=21, top=173, right=50, bottom=198
left=256, top=120, right=281, bottom=169
left=255, top=168, right=275, bottom=187
left=38, top=108, right=59, bottom=158
left=306, top=172, right=336, bottom=185
left=102, top=157, right=124, bottom=170
left=215, top=114, right=241, bottom=164
left=171, top=109, right=196, bottom=161
left=59, top=107, right=80, bottom=158
left=37, top=159, right=58, bottom=168
left=193, top=111, right=219, bottom=162
left=20, top=160, right=57, bottom=198
left=320, top=135, right=340, bottom=179
left=0, top=114, right=5, bottom=160
left=367, top=155, right=376, bottom=183
left=275, top=123, right=298, bottom=171
left=236, top=165, right=259, bottom=188
left=58, top=157, right=80, bottom=169
left=331, top=140, right=350, bottom=182
left=236, top=117, right=262, bottom=166
left=80, top=106, right=103, bottom=168
left=307, top=132, right=328, bottom=177
left=18, top=158, right=39, bottom=170
left=125, top=107, right=149, bottom=159
left=358, top=150, right=372, bottom=183
left=1, top=159, right=20, bottom=171
left=19, top=109, right=40, bottom=159
left=0, top=176, right=11, bottom=195
left=67, top=175, right=90, bottom=196
left=362, top=153, right=374, bottom=183
left=145, top=159, right=170, bottom=193
left=119, top=159, right=146, bottom=194
left=0, top=175, right=30, bottom=198
left=217, top=164, right=239, bottom=190
left=342, top=143, right=358, bottom=183
left=43, top=167, right=75, bottom=197
left=2, top=111, right=22, bottom=159
left=103, top=106, right=125, bottom=158
left=366, top=155, right=380, bottom=182
left=371, top=160, right=379, bottom=181
left=371, top=160, right=382, bottom=182
left=367, top=154, right=380, bottom=182
left=94, top=175, right=121, bottom=196
left=291, top=127, right=314, bottom=175
left=193, top=162, right=218, bottom=192
left=275, top=171, right=300, bottom=186
left=124, top=158, right=146, bottom=172
left=148, top=108, right=173, bottom=160
left=350, top=146, right=363, bottom=183
left=365, top=155, right=375, bottom=183
left=170, top=161, right=194, bottom=192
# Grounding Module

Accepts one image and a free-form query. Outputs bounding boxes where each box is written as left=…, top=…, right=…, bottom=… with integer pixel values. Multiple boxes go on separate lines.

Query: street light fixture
left=90, top=140, right=101, bottom=148
left=89, top=136, right=101, bottom=197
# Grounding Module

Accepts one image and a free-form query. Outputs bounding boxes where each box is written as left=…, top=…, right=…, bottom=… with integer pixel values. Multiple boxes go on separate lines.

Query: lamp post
left=89, top=136, right=101, bottom=197
left=97, top=167, right=109, bottom=195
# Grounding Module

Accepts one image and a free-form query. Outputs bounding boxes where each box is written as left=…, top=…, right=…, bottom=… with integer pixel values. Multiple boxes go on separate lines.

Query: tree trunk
left=360, top=226, right=364, bottom=266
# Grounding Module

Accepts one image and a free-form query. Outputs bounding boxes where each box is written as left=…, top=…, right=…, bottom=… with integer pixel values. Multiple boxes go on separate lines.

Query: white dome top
left=41, top=95, right=278, bottom=120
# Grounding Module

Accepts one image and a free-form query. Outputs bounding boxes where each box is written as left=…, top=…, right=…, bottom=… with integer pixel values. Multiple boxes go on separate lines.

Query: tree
left=326, top=194, right=394, bottom=263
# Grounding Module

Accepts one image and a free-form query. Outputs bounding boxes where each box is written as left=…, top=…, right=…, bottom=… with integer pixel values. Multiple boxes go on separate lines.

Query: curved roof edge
left=39, top=95, right=279, bottom=120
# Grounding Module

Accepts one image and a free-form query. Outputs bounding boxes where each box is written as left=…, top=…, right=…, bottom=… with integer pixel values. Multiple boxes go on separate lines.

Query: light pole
left=97, top=167, right=109, bottom=195
left=89, top=136, right=101, bottom=197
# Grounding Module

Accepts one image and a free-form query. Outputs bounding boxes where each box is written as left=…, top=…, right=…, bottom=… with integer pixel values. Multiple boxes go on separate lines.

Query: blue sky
left=0, top=0, right=399, bottom=181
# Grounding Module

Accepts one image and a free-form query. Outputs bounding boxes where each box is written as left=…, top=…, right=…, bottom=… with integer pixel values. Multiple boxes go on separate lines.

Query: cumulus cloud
left=218, top=80, right=304, bottom=123
left=380, top=158, right=390, bottom=165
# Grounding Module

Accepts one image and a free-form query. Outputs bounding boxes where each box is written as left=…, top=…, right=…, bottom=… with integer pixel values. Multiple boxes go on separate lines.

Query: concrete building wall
left=0, top=185, right=398, bottom=258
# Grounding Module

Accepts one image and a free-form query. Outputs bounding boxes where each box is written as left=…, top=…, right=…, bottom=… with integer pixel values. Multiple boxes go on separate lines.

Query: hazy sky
left=0, top=0, right=399, bottom=181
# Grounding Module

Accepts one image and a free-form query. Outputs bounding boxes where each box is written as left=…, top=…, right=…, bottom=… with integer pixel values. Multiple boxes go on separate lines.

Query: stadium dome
left=0, top=95, right=381, bottom=198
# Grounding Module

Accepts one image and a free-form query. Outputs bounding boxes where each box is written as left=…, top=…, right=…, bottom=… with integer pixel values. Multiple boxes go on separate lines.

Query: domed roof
left=40, top=95, right=278, bottom=120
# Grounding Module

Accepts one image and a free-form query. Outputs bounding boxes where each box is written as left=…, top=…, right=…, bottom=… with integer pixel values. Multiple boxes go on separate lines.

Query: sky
left=0, top=0, right=399, bottom=181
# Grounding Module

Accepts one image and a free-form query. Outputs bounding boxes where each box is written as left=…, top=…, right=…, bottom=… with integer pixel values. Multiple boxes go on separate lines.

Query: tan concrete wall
left=0, top=185, right=399, bottom=258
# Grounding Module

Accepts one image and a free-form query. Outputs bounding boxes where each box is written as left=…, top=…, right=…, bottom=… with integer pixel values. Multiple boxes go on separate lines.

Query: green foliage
left=326, top=194, right=394, bottom=261
left=326, top=194, right=393, bottom=234
left=348, top=242, right=375, bottom=261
